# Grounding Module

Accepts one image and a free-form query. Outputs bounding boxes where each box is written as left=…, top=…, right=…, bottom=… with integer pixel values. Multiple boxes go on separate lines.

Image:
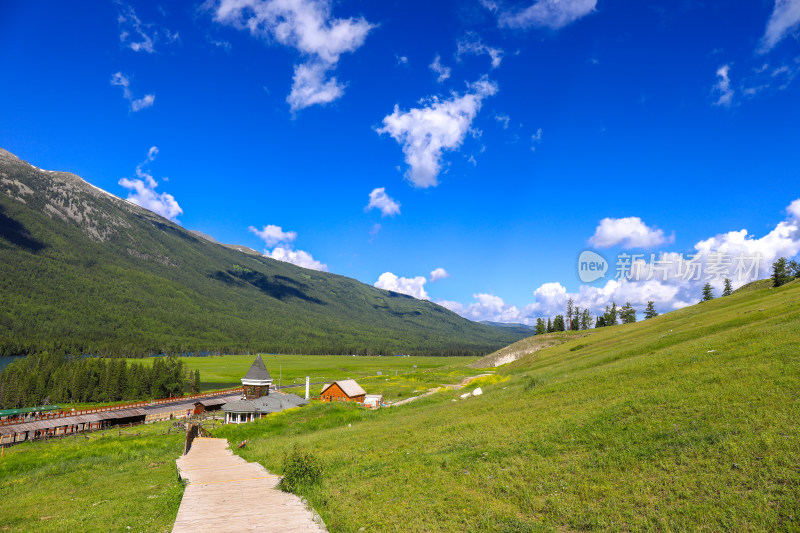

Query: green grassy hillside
left=217, top=278, right=800, bottom=531
left=0, top=421, right=185, bottom=532
left=0, top=148, right=526, bottom=357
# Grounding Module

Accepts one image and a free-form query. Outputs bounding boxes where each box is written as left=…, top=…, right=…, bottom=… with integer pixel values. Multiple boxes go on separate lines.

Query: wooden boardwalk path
left=173, top=437, right=327, bottom=533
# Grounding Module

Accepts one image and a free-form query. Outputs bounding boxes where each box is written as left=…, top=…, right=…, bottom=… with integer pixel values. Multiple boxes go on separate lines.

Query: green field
left=0, top=421, right=185, bottom=532
left=4, top=281, right=799, bottom=532
left=129, top=354, right=477, bottom=399
left=214, top=280, right=800, bottom=532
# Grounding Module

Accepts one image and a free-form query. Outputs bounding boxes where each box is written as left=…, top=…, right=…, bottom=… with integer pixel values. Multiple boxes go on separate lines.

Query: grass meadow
left=3, top=281, right=798, bottom=531
left=215, top=280, right=800, bottom=532
left=0, top=421, right=184, bottom=532
left=128, top=354, right=477, bottom=400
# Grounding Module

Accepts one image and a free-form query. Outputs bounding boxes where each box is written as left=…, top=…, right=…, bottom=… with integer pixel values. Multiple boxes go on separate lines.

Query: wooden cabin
left=319, top=380, right=366, bottom=403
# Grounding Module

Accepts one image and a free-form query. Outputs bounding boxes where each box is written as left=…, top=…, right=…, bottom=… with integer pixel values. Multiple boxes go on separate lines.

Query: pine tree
left=571, top=307, right=581, bottom=330
left=772, top=257, right=792, bottom=287
left=620, top=302, right=636, bottom=324
left=789, top=260, right=800, bottom=279
left=701, top=282, right=714, bottom=301
left=722, top=278, right=733, bottom=296
left=553, top=315, right=566, bottom=332
left=581, top=308, right=594, bottom=329
left=535, top=318, right=546, bottom=335
left=595, top=315, right=606, bottom=328
left=644, top=301, right=658, bottom=319
left=546, top=318, right=553, bottom=333
left=604, top=303, right=618, bottom=326
left=566, top=298, right=574, bottom=331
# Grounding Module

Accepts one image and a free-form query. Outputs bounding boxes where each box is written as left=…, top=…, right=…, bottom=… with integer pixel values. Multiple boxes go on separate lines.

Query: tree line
left=536, top=257, right=799, bottom=332
left=0, top=353, right=200, bottom=409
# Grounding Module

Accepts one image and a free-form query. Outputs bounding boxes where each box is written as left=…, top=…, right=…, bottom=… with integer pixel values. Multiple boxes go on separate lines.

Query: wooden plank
left=172, top=437, right=327, bottom=533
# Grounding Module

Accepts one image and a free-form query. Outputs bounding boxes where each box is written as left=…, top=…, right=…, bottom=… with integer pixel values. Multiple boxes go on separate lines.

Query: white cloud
left=110, top=72, right=155, bottom=112
left=249, top=223, right=327, bottom=270
left=396, top=54, right=408, bottom=65
left=589, top=217, right=673, bottom=249
left=430, top=267, right=450, bottom=282
left=531, top=128, right=543, bottom=150
left=286, top=60, right=344, bottom=110
left=788, top=198, right=800, bottom=219
left=119, top=146, right=182, bottom=222
left=131, top=94, right=156, bottom=112
left=377, top=77, right=498, bottom=188
left=712, top=64, right=734, bottom=107
left=438, top=293, right=525, bottom=323
left=366, top=187, right=401, bottom=217
left=760, top=0, right=800, bottom=53
left=249, top=224, right=297, bottom=247
left=457, top=35, right=503, bottom=69
left=266, top=246, right=328, bottom=271
left=429, top=55, right=452, bottom=83
left=210, top=0, right=374, bottom=111
left=374, top=272, right=429, bottom=300
left=494, top=113, right=510, bottom=129
left=443, top=199, right=800, bottom=323
left=369, top=223, right=381, bottom=240
left=498, top=0, right=597, bottom=30
left=117, top=2, right=178, bottom=54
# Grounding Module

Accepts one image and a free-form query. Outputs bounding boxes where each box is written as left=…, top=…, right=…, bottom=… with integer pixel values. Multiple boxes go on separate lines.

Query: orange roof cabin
left=319, top=380, right=366, bottom=403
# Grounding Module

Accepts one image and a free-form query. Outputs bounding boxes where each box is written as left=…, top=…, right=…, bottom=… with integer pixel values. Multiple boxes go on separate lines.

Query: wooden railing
left=0, top=387, right=242, bottom=427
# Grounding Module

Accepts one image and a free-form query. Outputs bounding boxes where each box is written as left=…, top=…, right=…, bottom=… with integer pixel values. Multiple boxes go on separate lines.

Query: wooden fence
left=0, top=387, right=243, bottom=427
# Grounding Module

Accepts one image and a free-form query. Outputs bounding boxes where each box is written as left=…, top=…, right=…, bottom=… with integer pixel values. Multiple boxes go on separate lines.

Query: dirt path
left=172, top=437, right=326, bottom=533
left=388, top=373, right=493, bottom=407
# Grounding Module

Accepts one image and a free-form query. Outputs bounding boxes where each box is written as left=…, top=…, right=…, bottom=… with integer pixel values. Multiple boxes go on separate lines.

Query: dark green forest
left=0, top=148, right=528, bottom=359
left=0, top=353, right=196, bottom=409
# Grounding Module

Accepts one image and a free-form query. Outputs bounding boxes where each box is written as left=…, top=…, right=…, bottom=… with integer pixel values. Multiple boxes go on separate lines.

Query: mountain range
left=0, top=148, right=528, bottom=357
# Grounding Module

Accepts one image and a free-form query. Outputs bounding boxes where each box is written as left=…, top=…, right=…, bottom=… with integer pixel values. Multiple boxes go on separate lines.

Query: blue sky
left=1, top=0, right=799, bottom=323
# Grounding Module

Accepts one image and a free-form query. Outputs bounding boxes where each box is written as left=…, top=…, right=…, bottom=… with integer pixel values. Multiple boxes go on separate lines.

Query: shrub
left=523, top=375, right=545, bottom=391
left=279, top=446, right=323, bottom=493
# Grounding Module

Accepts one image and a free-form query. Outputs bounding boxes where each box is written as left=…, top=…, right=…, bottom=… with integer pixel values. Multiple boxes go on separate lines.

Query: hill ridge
left=0, top=148, right=528, bottom=356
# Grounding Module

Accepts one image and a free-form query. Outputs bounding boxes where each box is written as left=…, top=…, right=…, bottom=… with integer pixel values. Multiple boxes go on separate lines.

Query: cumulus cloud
left=498, top=0, right=597, bottom=30
left=366, top=187, right=401, bottom=217
left=430, top=267, right=450, bottom=282
left=443, top=199, right=800, bottom=323
left=439, top=293, right=526, bottom=323
left=588, top=217, right=673, bottom=249
left=118, top=146, right=183, bottom=222
left=374, top=272, right=429, bottom=300
left=286, top=61, right=344, bottom=110
left=788, top=198, right=800, bottom=219
left=429, top=55, right=452, bottom=83
left=110, top=72, right=155, bottom=112
left=266, top=246, right=328, bottom=271
left=249, top=224, right=297, bottom=247
left=759, top=0, right=800, bottom=53
left=249, top=223, right=327, bottom=270
left=712, top=64, right=734, bottom=107
left=457, top=34, right=503, bottom=68
left=209, top=0, right=374, bottom=111
left=377, top=77, right=498, bottom=188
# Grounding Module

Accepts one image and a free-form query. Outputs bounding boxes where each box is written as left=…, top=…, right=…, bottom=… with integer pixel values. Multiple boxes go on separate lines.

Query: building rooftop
left=222, top=393, right=307, bottom=414
left=243, top=355, right=272, bottom=383
left=321, top=379, right=366, bottom=398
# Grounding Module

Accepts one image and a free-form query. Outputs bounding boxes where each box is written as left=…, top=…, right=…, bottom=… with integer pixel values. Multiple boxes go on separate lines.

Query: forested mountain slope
left=0, top=149, right=527, bottom=356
